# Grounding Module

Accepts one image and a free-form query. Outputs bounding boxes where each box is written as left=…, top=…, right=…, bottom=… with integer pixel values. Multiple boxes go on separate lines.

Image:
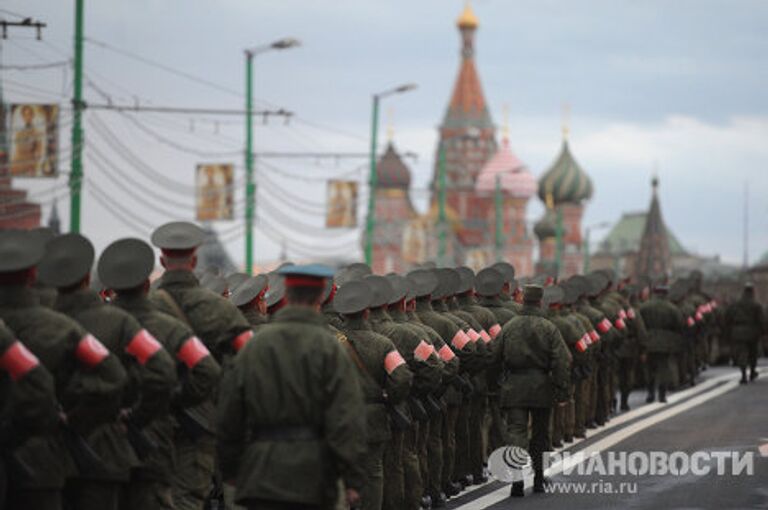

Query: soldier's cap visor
left=334, top=280, right=372, bottom=314
left=475, top=267, right=504, bottom=296
left=265, top=272, right=286, bottom=307
left=385, top=273, right=410, bottom=304
left=151, top=221, right=205, bottom=250
left=0, top=230, right=45, bottom=273
left=98, top=238, right=154, bottom=290
left=491, top=261, right=516, bottom=283
left=231, top=275, right=269, bottom=306
left=278, top=263, right=334, bottom=288
left=225, top=272, right=249, bottom=290
left=37, top=233, right=94, bottom=288
left=363, top=275, right=394, bottom=308
left=455, top=266, right=475, bottom=294
left=406, top=269, right=439, bottom=298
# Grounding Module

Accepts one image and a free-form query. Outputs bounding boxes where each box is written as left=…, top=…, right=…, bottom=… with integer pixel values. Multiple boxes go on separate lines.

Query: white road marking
left=455, top=369, right=756, bottom=510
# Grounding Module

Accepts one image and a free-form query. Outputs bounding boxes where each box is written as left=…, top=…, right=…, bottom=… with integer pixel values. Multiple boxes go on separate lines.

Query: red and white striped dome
left=475, top=138, right=536, bottom=199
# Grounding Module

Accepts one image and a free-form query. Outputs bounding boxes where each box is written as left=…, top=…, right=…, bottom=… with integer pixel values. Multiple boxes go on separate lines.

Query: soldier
left=670, top=280, right=697, bottom=388
left=724, top=282, right=765, bottom=384
left=37, top=233, right=177, bottom=510
left=364, top=275, right=442, bottom=510
left=149, top=221, right=252, bottom=510
left=1, top=321, right=59, bottom=508
left=639, top=285, right=684, bottom=403
left=0, top=230, right=127, bottom=510
left=495, top=285, right=570, bottom=497
left=230, top=275, right=270, bottom=328
left=492, top=262, right=521, bottom=314
left=265, top=272, right=287, bottom=316
left=217, top=264, right=367, bottom=510
left=617, top=284, right=647, bottom=410
left=97, top=238, right=222, bottom=510
left=543, top=286, right=583, bottom=448
left=335, top=280, right=413, bottom=510
left=388, top=274, right=453, bottom=509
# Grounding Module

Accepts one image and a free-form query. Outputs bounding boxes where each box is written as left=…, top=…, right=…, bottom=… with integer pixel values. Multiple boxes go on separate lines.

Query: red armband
left=589, top=330, right=600, bottom=343
left=687, top=317, right=695, bottom=327
left=384, top=350, right=406, bottom=375
left=479, top=330, right=492, bottom=343
left=177, top=336, right=210, bottom=369
left=232, top=330, right=254, bottom=352
left=76, top=334, right=110, bottom=368
left=627, top=308, right=636, bottom=320
left=619, top=309, right=627, bottom=320
left=438, top=344, right=455, bottom=362
left=467, top=329, right=481, bottom=343
left=451, top=330, right=470, bottom=350
left=0, top=341, right=40, bottom=381
left=489, top=324, right=502, bottom=339
left=583, top=333, right=592, bottom=346
left=125, top=329, right=163, bottom=366
left=597, top=319, right=612, bottom=334
left=614, top=318, right=626, bottom=330
left=413, top=340, right=435, bottom=362
left=575, top=337, right=588, bottom=353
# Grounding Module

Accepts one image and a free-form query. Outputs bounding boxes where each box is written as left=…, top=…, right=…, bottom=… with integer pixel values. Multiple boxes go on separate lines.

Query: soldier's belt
left=251, top=425, right=320, bottom=442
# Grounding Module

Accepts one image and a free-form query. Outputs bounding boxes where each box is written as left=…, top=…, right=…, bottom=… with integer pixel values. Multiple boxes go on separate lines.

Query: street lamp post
left=364, top=83, right=417, bottom=266
left=244, top=37, right=299, bottom=275
left=583, top=221, right=611, bottom=273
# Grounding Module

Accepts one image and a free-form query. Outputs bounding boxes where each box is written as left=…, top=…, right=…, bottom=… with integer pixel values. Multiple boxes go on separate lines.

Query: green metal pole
left=69, top=0, right=84, bottom=233
left=245, top=53, right=254, bottom=275
left=555, top=206, right=563, bottom=276
left=364, top=95, right=380, bottom=266
left=583, top=227, right=590, bottom=274
left=437, top=142, right=447, bottom=266
left=494, top=174, right=503, bottom=262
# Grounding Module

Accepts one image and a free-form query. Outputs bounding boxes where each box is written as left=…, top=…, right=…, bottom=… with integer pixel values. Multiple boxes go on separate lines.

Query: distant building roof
left=597, top=211, right=686, bottom=256
left=376, top=143, right=411, bottom=189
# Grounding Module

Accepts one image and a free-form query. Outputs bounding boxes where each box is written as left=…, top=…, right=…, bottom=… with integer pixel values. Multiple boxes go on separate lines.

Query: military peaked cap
left=406, top=269, right=439, bottom=298
left=38, top=233, right=94, bottom=288
left=230, top=275, right=269, bottom=307
left=492, top=261, right=516, bottom=283
left=334, top=280, right=372, bottom=315
left=455, top=266, right=475, bottom=294
left=98, top=238, right=154, bottom=290
left=433, top=268, right=460, bottom=300
left=475, top=267, right=504, bottom=297
left=363, top=275, right=394, bottom=308
left=0, top=230, right=45, bottom=273
left=385, top=273, right=410, bottom=304
left=151, top=221, right=205, bottom=250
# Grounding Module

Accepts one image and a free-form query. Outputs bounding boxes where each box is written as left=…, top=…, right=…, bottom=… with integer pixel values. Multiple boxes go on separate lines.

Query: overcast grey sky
left=3, top=0, right=768, bottom=268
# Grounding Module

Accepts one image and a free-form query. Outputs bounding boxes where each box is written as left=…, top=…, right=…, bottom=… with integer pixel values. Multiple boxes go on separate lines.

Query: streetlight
left=244, top=37, right=300, bottom=275
left=364, top=83, right=418, bottom=266
left=583, top=221, right=611, bottom=273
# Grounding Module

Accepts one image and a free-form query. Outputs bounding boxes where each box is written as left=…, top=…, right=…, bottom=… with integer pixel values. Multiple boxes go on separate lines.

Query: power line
left=85, top=101, right=293, bottom=118
left=1, top=60, right=68, bottom=70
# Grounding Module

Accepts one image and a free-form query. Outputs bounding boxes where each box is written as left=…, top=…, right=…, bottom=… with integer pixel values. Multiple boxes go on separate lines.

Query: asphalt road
left=448, top=363, right=768, bottom=510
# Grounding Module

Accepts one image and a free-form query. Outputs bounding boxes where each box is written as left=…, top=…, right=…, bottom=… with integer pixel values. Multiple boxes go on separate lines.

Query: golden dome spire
left=457, top=1, right=479, bottom=29
left=561, top=102, right=571, bottom=141
left=502, top=103, right=510, bottom=141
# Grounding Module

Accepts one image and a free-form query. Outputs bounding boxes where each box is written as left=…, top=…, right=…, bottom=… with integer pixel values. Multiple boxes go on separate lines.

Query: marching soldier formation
left=0, top=222, right=765, bottom=510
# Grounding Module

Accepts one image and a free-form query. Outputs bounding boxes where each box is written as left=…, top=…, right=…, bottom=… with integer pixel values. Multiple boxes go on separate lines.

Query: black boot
left=533, top=474, right=551, bottom=493
left=645, top=386, right=655, bottom=403
left=510, top=481, right=524, bottom=498
left=432, top=492, right=447, bottom=508
left=620, top=393, right=630, bottom=411
left=750, top=368, right=758, bottom=381
left=420, top=494, right=432, bottom=509
left=740, top=367, right=748, bottom=385
left=658, top=386, right=667, bottom=403
left=443, top=482, right=460, bottom=497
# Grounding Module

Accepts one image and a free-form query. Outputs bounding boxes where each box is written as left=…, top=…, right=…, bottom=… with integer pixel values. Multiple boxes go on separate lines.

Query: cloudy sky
left=3, top=0, right=768, bottom=268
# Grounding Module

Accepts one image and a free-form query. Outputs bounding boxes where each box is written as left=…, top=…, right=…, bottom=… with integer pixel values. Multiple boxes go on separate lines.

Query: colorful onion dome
left=457, top=2, right=479, bottom=29
left=475, top=138, right=536, bottom=199
left=537, top=140, right=593, bottom=205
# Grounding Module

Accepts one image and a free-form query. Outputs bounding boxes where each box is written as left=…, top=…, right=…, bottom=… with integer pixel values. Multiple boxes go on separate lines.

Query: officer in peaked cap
left=335, top=279, right=413, bottom=510
left=217, top=262, right=368, bottom=510
left=0, top=230, right=118, bottom=510
left=149, top=221, right=250, bottom=509
left=230, top=275, right=269, bottom=328
left=40, top=233, right=176, bottom=510
left=492, top=262, right=520, bottom=311
left=99, top=238, right=220, bottom=510
left=475, top=267, right=517, bottom=326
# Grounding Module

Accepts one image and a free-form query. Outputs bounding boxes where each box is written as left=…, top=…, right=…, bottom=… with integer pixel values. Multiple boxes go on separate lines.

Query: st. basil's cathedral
left=368, top=3, right=593, bottom=277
